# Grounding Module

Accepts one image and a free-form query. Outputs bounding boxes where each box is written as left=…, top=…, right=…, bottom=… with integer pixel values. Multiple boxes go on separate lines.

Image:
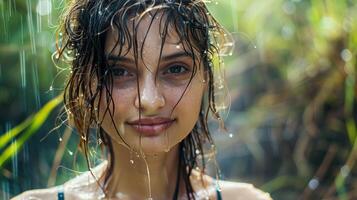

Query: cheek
left=99, top=88, right=134, bottom=126
left=170, top=82, right=205, bottom=134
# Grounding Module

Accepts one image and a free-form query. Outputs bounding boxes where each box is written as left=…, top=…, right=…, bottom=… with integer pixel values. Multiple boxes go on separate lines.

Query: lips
left=127, top=117, right=175, bottom=137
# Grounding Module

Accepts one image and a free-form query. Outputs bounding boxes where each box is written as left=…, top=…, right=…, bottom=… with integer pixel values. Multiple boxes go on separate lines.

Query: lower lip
left=129, top=121, right=174, bottom=137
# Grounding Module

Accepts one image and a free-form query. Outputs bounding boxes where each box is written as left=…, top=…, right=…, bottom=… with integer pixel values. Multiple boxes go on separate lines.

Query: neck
left=105, top=144, right=182, bottom=200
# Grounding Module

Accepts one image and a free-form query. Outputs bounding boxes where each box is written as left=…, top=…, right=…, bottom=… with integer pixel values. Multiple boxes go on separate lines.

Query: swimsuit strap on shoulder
left=57, top=185, right=64, bottom=200
left=216, top=185, right=222, bottom=200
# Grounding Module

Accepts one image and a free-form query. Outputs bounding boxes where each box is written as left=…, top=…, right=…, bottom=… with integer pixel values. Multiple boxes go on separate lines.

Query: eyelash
left=111, top=67, right=132, bottom=77
left=163, top=64, right=189, bottom=76
left=110, top=64, right=190, bottom=78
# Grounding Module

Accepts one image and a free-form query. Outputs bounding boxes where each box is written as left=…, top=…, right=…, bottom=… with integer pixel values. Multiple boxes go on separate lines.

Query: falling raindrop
left=1, top=181, right=10, bottom=200
left=32, top=63, right=41, bottom=109
left=11, top=140, right=18, bottom=179
left=22, top=143, right=29, bottom=162
left=19, top=50, right=26, bottom=89
left=26, top=0, right=37, bottom=54
left=36, top=0, right=52, bottom=16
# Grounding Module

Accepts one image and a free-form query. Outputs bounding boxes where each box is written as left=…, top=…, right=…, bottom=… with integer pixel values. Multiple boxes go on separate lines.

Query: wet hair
left=56, top=0, right=228, bottom=199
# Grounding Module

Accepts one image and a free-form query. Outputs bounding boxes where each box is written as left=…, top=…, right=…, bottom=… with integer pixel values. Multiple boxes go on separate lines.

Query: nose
left=134, top=76, right=165, bottom=115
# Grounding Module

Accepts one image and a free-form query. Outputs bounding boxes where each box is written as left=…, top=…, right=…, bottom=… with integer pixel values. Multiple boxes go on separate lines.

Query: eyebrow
left=106, top=51, right=193, bottom=63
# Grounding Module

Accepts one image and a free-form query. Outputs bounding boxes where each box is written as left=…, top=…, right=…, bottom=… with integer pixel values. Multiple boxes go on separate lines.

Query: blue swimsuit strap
left=216, top=185, right=223, bottom=200
left=57, top=185, right=64, bottom=200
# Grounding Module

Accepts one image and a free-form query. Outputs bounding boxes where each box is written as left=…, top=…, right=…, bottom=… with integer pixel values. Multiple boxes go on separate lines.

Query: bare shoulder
left=11, top=187, right=59, bottom=200
left=190, top=170, right=272, bottom=200
left=12, top=162, right=107, bottom=200
left=219, top=180, right=273, bottom=200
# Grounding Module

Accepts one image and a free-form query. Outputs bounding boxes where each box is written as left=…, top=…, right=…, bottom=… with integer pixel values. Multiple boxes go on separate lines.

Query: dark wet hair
left=56, top=0, right=228, bottom=199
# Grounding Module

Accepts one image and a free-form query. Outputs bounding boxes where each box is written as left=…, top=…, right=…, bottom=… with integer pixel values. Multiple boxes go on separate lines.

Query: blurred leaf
left=0, top=94, right=62, bottom=168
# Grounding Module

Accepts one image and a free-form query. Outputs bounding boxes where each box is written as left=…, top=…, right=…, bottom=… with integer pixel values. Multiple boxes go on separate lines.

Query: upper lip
left=127, top=117, right=175, bottom=125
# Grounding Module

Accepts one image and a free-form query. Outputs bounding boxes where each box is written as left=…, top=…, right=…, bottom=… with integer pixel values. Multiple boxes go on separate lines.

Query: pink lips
left=127, top=117, right=175, bottom=137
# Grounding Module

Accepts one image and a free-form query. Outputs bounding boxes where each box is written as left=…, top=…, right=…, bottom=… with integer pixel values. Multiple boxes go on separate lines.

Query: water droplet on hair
left=98, top=11, right=102, bottom=15
left=129, top=159, right=134, bottom=164
left=59, top=137, right=62, bottom=142
left=308, top=178, right=319, bottom=190
left=195, top=149, right=200, bottom=154
left=340, top=165, right=350, bottom=178
left=68, top=150, right=73, bottom=156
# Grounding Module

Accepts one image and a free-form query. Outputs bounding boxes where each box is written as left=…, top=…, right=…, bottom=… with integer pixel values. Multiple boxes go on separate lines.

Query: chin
left=132, top=136, right=175, bottom=155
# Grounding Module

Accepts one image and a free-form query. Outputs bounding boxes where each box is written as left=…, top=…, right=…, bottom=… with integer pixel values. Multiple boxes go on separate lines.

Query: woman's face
left=99, top=14, right=206, bottom=154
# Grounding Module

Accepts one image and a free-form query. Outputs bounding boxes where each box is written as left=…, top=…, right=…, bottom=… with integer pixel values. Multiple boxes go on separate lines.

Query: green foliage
left=0, top=95, right=62, bottom=167
left=0, top=0, right=356, bottom=199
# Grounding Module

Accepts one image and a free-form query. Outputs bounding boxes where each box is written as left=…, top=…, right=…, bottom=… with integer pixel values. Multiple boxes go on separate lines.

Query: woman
left=14, top=0, right=272, bottom=199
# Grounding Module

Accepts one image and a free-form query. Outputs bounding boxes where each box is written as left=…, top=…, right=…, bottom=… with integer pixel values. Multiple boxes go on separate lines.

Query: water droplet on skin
left=129, top=159, right=134, bottom=164
left=175, top=45, right=180, bottom=49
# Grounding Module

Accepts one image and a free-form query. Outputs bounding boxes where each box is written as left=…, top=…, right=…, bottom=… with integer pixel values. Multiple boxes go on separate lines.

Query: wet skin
left=98, top=12, right=207, bottom=199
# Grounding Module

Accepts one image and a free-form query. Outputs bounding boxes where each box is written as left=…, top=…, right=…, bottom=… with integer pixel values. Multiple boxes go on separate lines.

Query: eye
left=164, top=64, right=189, bottom=75
left=111, top=67, right=132, bottom=77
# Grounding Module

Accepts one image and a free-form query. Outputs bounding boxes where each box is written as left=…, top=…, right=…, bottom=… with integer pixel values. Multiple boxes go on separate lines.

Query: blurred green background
left=0, top=0, right=356, bottom=199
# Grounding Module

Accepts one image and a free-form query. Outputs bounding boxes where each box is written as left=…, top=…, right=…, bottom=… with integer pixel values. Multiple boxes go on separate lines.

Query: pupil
left=113, top=68, right=125, bottom=76
left=170, top=66, right=182, bottom=73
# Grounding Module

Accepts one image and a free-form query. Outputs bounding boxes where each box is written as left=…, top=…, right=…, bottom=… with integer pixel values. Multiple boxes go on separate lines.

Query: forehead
left=104, top=11, right=182, bottom=57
